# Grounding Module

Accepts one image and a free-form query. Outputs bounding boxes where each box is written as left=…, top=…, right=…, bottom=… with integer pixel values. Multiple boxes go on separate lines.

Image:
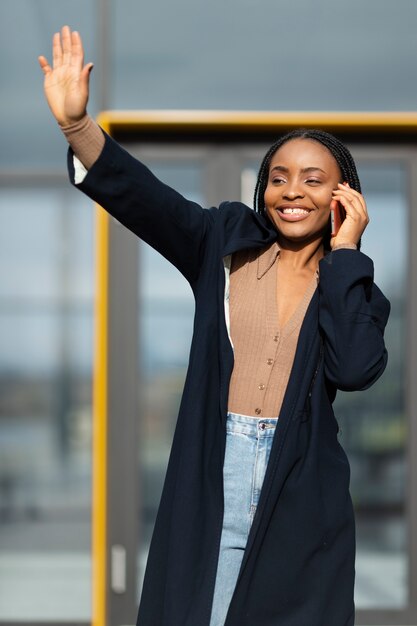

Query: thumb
left=38, top=55, right=52, bottom=75
left=80, top=62, right=94, bottom=90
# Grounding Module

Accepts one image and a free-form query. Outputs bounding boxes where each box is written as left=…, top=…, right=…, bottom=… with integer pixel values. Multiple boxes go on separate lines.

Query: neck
left=277, top=236, right=324, bottom=272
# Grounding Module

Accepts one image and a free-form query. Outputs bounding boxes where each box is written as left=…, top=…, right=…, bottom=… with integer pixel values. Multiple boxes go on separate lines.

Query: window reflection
left=0, top=188, right=93, bottom=620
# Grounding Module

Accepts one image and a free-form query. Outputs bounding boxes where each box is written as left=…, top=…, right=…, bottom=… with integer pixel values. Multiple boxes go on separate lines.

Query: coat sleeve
left=67, top=130, right=214, bottom=285
left=318, top=248, right=390, bottom=391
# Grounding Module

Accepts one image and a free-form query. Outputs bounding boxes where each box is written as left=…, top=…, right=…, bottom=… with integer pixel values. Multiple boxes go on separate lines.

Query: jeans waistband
left=226, top=411, right=278, bottom=437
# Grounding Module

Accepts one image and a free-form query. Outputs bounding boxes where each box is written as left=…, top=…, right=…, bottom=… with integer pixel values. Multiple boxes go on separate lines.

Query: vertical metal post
left=407, top=153, right=417, bottom=619
left=106, top=217, right=140, bottom=626
left=94, top=4, right=112, bottom=624
left=92, top=106, right=141, bottom=626
left=97, top=0, right=111, bottom=112
left=91, top=3, right=111, bottom=616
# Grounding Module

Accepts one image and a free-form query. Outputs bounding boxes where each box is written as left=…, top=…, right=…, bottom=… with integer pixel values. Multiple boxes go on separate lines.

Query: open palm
left=38, top=25, right=93, bottom=126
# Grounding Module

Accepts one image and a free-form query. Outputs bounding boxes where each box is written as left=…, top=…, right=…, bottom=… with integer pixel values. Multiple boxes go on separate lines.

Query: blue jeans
left=209, top=412, right=278, bottom=626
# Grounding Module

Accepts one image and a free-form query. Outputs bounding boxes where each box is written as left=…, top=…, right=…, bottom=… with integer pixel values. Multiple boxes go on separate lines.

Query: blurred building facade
left=1, top=1, right=417, bottom=625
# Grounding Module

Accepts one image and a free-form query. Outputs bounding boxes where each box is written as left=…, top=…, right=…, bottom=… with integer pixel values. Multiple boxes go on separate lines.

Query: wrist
left=332, top=242, right=358, bottom=251
left=58, top=113, right=89, bottom=131
left=60, top=115, right=105, bottom=170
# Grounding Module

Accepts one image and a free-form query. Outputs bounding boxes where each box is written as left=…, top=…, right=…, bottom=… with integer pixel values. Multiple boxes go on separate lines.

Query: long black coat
left=69, top=134, right=390, bottom=626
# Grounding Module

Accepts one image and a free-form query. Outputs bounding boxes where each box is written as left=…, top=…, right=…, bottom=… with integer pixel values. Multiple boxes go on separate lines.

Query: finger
left=38, top=55, right=52, bottom=74
left=79, top=62, right=94, bottom=94
left=52, top=32, right=62, bottom=68
left=71, top=30, right=84, bottom=71
left=337, top=183, right=360, bottom=195
left=333, top=185, right=368, bottom=214
left=61, top=25, right=72, bottom=65
left=333, top=192, right=366, bottom=216
left=333, top=188, right=364, bottom=203
left=333, top=201, right=369, bottom=231
left=336, top=183, right=365, bottom=202
left=332, top=191, right=368, bottom=220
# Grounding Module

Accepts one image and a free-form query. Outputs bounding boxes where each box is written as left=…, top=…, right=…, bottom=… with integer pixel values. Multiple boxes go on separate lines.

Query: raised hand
left=38, top=25, right=93, bottom=126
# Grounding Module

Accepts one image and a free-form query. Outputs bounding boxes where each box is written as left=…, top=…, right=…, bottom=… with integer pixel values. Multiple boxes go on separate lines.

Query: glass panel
left=0, top=188, right=94, bottom=620
left=136, top=161, right=204, bottom=592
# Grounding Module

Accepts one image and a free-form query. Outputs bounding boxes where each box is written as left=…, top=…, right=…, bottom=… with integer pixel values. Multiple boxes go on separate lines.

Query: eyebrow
left=270, top=165, right=326, bottom=174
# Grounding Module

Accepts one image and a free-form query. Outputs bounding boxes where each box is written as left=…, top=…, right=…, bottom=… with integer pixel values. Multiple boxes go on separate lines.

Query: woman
left=39, top=27, right=390, bottom=626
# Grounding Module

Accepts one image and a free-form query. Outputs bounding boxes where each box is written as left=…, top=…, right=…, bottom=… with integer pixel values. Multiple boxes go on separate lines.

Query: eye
left=305, top=178, right=322, bottom=185
left=271, top=176, right=286, bottom=184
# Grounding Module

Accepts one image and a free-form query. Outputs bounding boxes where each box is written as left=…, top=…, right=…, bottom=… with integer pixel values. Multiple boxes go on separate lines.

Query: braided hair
left=253, top=128, right=362, bottom=250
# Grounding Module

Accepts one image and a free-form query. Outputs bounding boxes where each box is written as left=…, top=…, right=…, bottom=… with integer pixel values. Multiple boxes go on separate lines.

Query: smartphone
left=330, top=200, right=346, bottom=237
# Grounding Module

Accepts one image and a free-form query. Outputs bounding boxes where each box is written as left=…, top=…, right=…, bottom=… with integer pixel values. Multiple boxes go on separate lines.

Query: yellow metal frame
left=91, top=109, right=417, bottom=626
left=92, top=114, right=111, bottom=626
left=96, top=109, right=417, bottom=135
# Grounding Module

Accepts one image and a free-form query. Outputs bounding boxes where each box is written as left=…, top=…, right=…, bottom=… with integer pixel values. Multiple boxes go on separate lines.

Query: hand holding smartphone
left=330, top=181, right=369, bottom=246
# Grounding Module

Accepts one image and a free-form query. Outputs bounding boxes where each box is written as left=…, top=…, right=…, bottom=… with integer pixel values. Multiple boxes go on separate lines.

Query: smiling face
left=264, top=138, right=342, bottom=248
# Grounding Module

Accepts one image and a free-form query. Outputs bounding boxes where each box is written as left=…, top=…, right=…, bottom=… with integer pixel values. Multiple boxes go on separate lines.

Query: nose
left=283, top=182, right=304, bottom=200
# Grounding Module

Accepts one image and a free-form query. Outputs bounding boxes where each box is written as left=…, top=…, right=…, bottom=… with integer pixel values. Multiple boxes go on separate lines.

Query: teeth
left=282, top=208, right=309, bottom=215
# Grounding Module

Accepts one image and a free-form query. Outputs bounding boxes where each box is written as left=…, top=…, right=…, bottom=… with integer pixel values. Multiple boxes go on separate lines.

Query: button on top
left=258, top=383, right=265, bottom=390
left=267, top=358, right=273, bottom=365
left=259, top=421, right=266, bottom=430
left=274, top=334, right=279, bottom=342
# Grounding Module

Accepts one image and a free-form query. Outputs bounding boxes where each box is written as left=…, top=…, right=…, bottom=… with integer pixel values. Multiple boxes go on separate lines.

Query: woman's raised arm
left=39, top=26, right=213, bottom=284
